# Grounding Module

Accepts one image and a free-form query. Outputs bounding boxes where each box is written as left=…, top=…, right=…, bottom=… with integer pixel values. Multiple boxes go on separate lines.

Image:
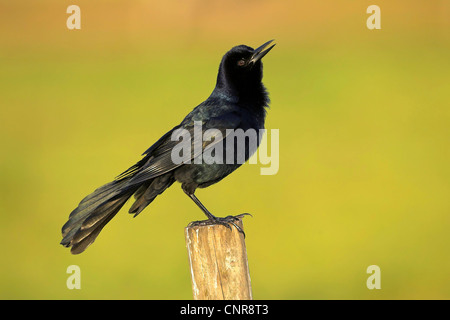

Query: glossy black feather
left=61, top=41, right=273, bottom=254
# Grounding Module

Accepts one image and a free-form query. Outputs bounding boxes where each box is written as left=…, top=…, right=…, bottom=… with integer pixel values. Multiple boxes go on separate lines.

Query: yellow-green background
left=1, top=0, right=449, bottom=299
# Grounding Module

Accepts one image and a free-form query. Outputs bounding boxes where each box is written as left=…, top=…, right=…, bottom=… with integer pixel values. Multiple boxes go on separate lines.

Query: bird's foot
left=188, top=213, right=252, bottom=237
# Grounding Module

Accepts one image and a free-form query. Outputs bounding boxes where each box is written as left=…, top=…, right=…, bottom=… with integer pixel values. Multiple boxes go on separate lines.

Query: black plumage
left=61, top=40, right=275, bottom=254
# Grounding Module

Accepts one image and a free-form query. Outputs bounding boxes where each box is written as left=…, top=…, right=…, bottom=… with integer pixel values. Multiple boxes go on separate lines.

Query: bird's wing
left=123, top=112, right=242, bottom=186
left=114, top=124, right=181, bottom=181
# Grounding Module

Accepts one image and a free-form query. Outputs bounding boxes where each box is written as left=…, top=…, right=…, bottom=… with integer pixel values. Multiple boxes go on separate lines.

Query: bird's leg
left=186, top=193, right=251, bottom=236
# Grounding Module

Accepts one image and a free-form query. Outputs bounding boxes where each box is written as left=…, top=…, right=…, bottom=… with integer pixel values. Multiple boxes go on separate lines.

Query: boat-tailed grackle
left=61, top=40, right=276, bottom=254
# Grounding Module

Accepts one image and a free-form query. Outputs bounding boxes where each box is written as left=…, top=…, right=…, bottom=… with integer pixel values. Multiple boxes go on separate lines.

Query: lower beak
left=249, top=39, right=276, bottom=65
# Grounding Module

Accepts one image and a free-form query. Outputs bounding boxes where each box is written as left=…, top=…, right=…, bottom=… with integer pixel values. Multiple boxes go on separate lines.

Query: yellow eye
left=237, top=59, right=246, bottom=67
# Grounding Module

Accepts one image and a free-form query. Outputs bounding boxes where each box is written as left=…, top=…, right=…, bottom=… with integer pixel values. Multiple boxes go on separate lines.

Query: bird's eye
left=237, top=59, right=246, bottom=67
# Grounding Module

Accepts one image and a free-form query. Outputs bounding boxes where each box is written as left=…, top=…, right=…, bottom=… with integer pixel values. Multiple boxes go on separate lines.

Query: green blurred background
left=1, top=0, right=449, bottom=299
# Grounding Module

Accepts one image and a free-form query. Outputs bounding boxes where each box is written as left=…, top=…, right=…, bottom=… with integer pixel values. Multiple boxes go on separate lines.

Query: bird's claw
left=188, top=213, right=252, bottom=237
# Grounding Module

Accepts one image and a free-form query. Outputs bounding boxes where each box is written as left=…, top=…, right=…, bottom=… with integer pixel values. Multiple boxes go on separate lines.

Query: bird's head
left=215, top=40, right=275, bottom=96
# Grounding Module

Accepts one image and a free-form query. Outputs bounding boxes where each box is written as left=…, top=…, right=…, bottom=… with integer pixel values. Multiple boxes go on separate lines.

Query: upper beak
left=249, top=39, right=276, bottom=65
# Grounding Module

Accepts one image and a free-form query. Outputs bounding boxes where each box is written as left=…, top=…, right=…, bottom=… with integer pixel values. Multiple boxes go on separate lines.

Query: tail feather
left=69, top=195, right=131, bottom=254
left=128, top=174, right=174, bottom=217
left=81, top=196, right=126, bottom=230
left=61, top=179, right=136, bottom=254
left=70, top=206, right=119, bottom=255
left=61, top=172, right=175, bottom=254
left=62, top=180, right=127, bottom=237
left=66, top=180, right=124, bottom=221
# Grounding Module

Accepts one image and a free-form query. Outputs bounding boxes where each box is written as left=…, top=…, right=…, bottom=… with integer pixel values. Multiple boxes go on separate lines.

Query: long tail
left=61, top=173, right=174, bottom=254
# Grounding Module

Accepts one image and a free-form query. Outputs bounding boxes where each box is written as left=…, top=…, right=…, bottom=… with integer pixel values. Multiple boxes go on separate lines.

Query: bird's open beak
left=249, top=39, right=276, bottom=65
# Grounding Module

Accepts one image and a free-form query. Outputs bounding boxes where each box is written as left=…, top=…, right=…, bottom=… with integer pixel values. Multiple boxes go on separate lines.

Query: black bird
left=61, top=40, right=275, bottom=254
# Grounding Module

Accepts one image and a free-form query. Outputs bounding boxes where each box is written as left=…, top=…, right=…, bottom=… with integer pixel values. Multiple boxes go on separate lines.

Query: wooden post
left=185, top=219, right=252, bottom=300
